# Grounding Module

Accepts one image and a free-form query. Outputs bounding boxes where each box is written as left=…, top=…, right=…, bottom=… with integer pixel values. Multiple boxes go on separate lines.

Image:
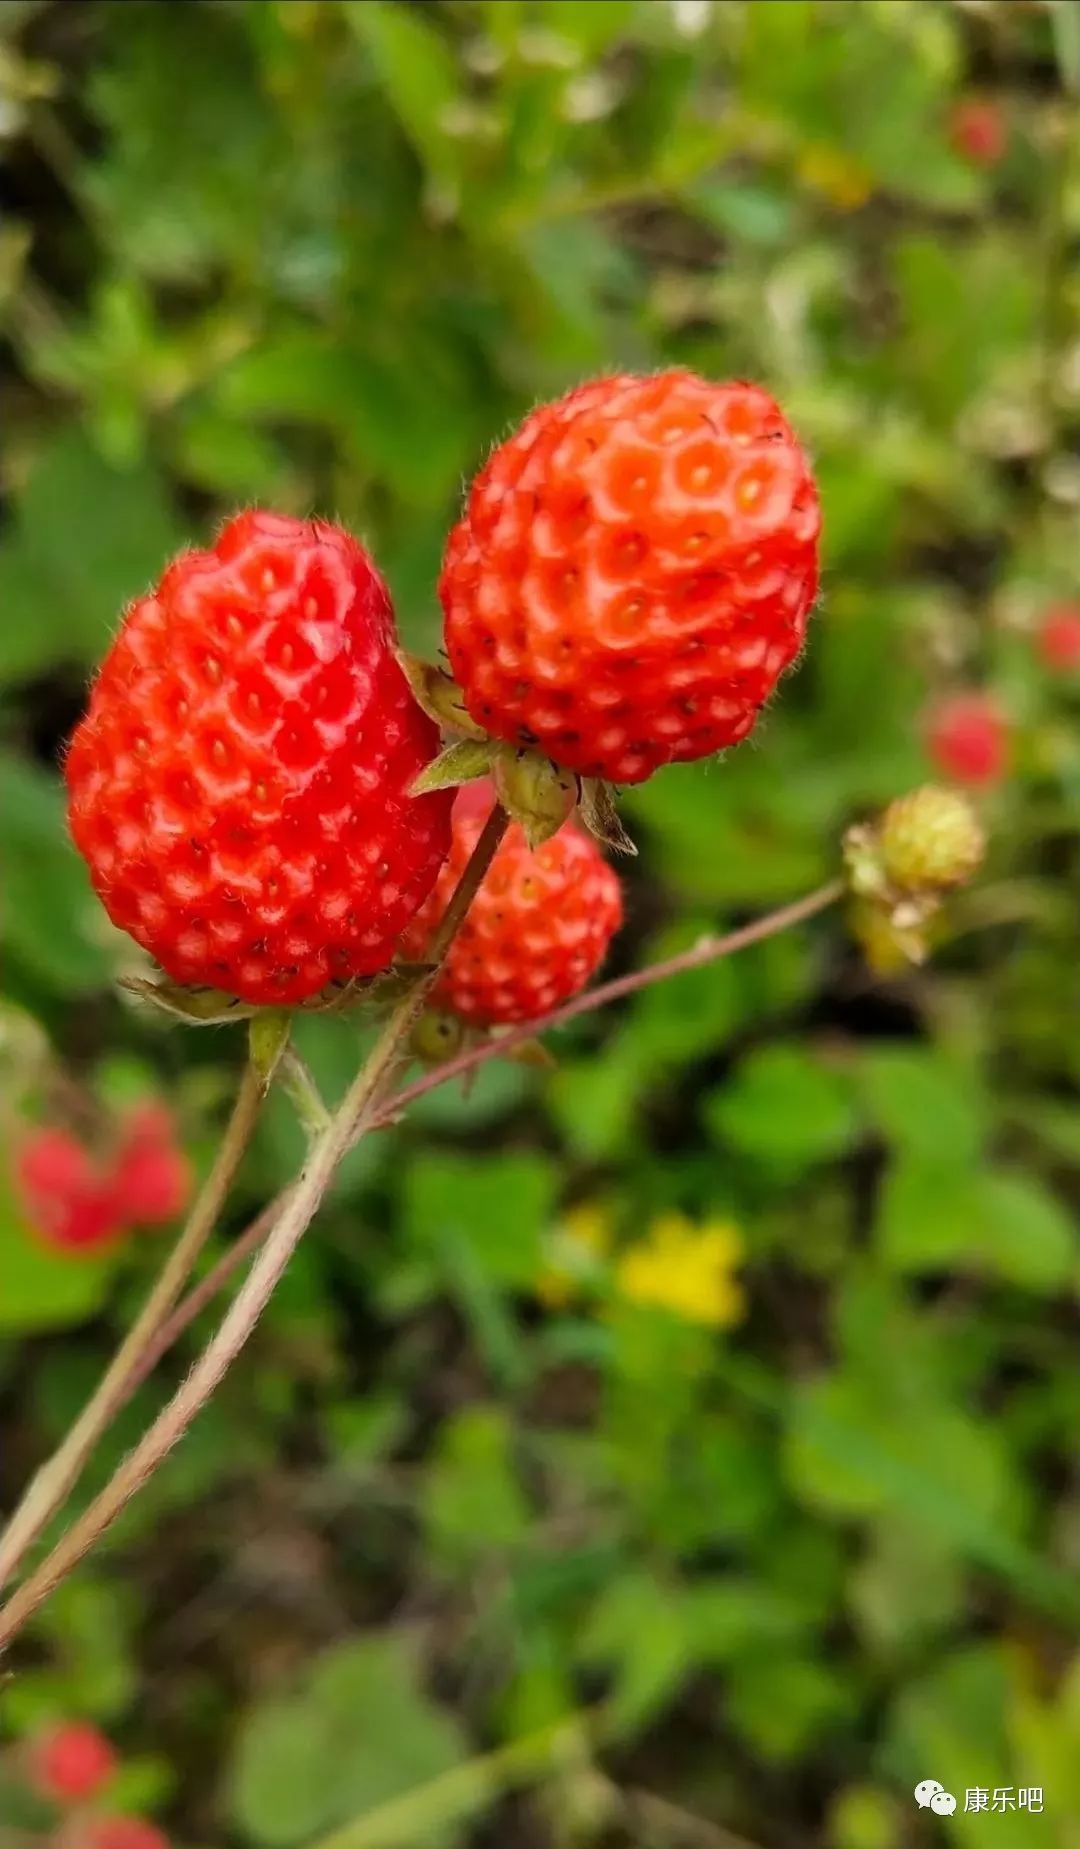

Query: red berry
left=110, top=1104, right=191, bottom=1225
left=950, top=96, right=1007, bottom=167
left=440, top=373, right=820, bottom=785
left=14, top=1129, right=124, bottom=1254
left=66, top=512, right=452, bottom=1006
left=29, top=1722, right=116, bottom=1803
left=400, top=783, right=623, bottom=1026
left=925, top=691, right=1009, bottom=788
left=61, top=1819, right=170, bottom=1849
left=1038, top=603, right=1080, bottom=672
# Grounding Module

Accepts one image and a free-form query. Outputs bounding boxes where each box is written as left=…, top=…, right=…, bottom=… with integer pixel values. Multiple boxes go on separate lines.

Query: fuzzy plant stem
left=126, top=878, right=845, bottom=1395
left=0, top=1058, right=266, bottom=1593
left=0, top=804, right=509, bottom=1655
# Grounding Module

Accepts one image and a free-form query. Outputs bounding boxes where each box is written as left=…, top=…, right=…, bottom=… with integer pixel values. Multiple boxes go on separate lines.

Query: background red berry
left=400, top=782, right=623, bottom=1026
left=111, top=1104, right=191, bottom=1225
left=441, top=373, right=820, bottom=785
left=925, top=691, right=1009, bottom=788
left=14, top=1129, right=124, bottom=1255
left=950, top=96, right=1008, bottom=167
left=1038, top=603, right=1080, bottom=673
left=29, top=1721, right=117, bottom=1804
left=66, top=513, right=452, bottom=1006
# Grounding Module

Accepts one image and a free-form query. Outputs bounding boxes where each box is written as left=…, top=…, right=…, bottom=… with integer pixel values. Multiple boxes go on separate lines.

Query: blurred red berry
left=950, top=96, right=1007, bottom=166
left=1038, top=604, right=1080, bottom=673
left=14, top=1129, right=124, bottom=1254
left=61, top=1819, right=170, bottom=1849
left=111, top=1104, right=191, bottom=1225
left=29, top=1722, right=116, bottom=1804
left=65, top=512, right=452, bottom=1007
left=925, top=692, right=1009, bottom=788
left=441, top=372, right=820, bottom=785
left=401, top=782, right=623, bottom=1026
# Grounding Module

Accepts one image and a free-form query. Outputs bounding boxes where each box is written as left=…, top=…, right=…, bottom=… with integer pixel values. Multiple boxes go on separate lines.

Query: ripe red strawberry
left=925, top=691, right=1009, bottom=788
left=66, top=513, right=452, bottom=1007
left=14, top=1129, right=124, bottom=1255
left=60, top=1820, right=170, bottom=1849
left=29, top=1722, right=116, bottom=1804
left=1038, top=603, right=1080, bottom=672
left=111, top=1104, right=191, bottom=1225
left=950, top=96, right=1007, bottom=167
left=440, top=373, right=820, bottom=785
left=400, top=783, right=623, bottom=1025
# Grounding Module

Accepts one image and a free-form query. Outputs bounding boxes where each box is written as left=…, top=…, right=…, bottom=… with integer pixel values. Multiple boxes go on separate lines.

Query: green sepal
left=278, top=1047, right=332, bottom=1136
left=493, top=745, right=579, bottom=850
left=399, top=652, right=487, bottom=740
left=118, top=976, right=257, bottom=1026
left=500, top=1035, right=557, bottom=1071
left=578, top=779, right=638, bottom=856
left=248, top=1008, right=292, bottom=1095
left=410, top=736, right=495, bottom=796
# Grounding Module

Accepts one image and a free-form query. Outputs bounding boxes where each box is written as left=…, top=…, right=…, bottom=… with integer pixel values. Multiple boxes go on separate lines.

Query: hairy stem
left=0, top=806, right=507, bottom=1656
left=0, top=1060, right=264, bottom=1592
left=122, top=879, right=844, bottom=1392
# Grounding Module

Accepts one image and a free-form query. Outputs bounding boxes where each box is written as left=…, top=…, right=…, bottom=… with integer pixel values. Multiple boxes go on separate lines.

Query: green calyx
left=403, top=651, right=637, bottom=854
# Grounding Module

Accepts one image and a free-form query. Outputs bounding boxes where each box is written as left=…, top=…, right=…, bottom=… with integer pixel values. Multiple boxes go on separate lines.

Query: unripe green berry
left=879, top=785, right=985, bottom=893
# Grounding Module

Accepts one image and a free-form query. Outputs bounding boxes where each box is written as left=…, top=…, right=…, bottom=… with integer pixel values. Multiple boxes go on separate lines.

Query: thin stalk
left=0, top=805, right=508, bottom=1655
left=0, top=1060, right=264, bottom=1591
left=121, top=879, right=844, bottom=1390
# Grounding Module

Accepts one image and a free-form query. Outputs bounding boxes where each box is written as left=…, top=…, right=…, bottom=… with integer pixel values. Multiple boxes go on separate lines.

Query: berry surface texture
left=441, top=371, right=820, bottom=784
left=402, top=783, right=623, bottom=1026
left=65, top=512, right=452, bottom=1006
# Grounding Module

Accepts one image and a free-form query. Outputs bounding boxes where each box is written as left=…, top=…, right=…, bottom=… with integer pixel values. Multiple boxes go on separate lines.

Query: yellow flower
left=615, top=1212, right=745, bottom=1329
left=537, top=1202, right=614, bottom=1308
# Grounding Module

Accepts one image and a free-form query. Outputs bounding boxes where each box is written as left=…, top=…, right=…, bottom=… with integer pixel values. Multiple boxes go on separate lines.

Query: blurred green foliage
left=2, top=1, right=1080, bottom=1844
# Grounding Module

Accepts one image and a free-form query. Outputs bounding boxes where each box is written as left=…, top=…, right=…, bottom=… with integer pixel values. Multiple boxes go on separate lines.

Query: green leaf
left=706, top=1043, right=857, bottom=1169
left=344, top=1, right=461, bottom=176
left=423, top=1406, right=530, bottom=1571
left=879, top=1160, right=1074, bottom=1290
left=726, top=1653, right=853, bottom=1763
left=974, top=1171, right=1075, bottom=1292
left=231, top=1635, right=467, bottom=1846
left=402, top=1152, right=556, bottom=1288
left=785, top=1371, right=1076, bottom=1615
left=860, top=1047, right=986, bottom=1164
left=0, top=755, right=120, bottom=994
left=877, top=1159, right=981, bottom=1274
left=0, top=432, right=181, bottom=682
left=578, top=1572, right=692, bottom=1735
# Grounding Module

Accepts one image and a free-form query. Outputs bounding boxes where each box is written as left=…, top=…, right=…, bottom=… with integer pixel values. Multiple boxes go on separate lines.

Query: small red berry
left=1038, top=603, right=1080, bottom=673
left=60, top=1819, right=170, bottom=1849
left=925, top=691, right=1009, bottom=789
left=110, top=1104, right=191, bottom=1225
left=950, top=96, right=1007, bottom=167
left=29, top=1722, right=117, bottom=1804
left=400, top=783, right=623, bottom=1026
left=66, top=512, right=452, bottom=1006
left=14, top=1129, right=124, bottom=1254
left=441, top=373, right=820, bottom=785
